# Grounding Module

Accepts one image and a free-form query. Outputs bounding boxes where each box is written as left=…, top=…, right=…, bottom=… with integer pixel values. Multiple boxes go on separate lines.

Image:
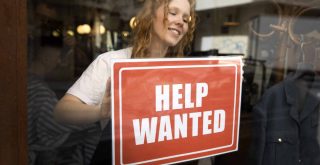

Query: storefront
left=1, top=0, right=320, bottom=164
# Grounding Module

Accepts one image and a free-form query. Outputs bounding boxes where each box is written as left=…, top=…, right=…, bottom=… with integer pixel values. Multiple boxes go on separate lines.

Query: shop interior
left=26, top=0, right=320, bottom=164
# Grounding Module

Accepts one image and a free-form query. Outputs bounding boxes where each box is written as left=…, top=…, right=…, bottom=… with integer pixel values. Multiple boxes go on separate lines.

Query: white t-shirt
left=67, top=47, right=132, bottom=105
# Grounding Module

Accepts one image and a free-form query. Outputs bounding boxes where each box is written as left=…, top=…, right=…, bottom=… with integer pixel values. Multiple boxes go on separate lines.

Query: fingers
left=100, top=78, right=112, bottom=119
left=105, top=77, right=111, bottom=97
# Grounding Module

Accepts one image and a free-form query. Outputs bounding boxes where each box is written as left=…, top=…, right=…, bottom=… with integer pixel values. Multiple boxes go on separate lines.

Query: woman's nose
left=174, top=16, right=184, bottom=27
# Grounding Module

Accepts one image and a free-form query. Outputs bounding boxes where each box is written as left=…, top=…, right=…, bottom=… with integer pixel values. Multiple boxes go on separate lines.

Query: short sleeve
left=67, top=55, right=109, bottom=105
left=67, top=47, right=132, bottom=105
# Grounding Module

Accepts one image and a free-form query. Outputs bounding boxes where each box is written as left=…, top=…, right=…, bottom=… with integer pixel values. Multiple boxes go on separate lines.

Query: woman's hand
left=100, top=78, right=112, bottom=119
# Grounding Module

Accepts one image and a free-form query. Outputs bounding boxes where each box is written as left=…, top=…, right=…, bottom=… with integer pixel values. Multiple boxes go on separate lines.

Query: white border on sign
left=111, top=56, right=242, bottom=64
left=117, top=64, right=238, bottom=165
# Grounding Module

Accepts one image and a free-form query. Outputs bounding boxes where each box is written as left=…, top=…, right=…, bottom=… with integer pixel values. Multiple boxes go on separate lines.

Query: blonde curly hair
left=131, top=0, right=196, bottom=58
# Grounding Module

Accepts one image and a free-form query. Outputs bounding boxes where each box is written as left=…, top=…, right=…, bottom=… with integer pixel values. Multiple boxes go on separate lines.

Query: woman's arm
left=54, top=79, right=111, bottom=125
left=54, top=52, right=115, bottom=125
left=54, top=78, right=111, bottom=124
left=54, top=94, right=101, bottom=124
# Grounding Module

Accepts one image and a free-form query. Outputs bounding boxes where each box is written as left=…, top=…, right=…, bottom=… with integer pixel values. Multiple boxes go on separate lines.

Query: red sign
left=112, top=57, right=243, bottom=165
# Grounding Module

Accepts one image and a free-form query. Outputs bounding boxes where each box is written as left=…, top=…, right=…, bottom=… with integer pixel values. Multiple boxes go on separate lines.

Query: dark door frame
left=0, top=0, right=28, bottom=164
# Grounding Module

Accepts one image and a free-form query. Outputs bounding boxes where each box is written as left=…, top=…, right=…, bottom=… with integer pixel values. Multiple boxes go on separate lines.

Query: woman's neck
left=148, top=37, right=168, bottom=58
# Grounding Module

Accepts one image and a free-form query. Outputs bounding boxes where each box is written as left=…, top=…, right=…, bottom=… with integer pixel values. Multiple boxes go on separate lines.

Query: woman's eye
left=169, top=11, right=176, bottom=15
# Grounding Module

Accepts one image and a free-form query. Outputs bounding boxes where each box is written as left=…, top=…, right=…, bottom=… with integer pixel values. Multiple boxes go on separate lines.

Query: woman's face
left=152, top=0, right=191, bottom=47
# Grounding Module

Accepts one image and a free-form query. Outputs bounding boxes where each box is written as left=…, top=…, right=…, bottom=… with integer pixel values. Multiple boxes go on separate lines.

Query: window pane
left=26, top=0, right=320, bottom=165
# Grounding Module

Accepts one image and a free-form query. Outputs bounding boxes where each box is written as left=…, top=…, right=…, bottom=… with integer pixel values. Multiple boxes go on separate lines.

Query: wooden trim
left=17, top=0, right=28, bottom=164
left=0, top=0, right=27, bottom=164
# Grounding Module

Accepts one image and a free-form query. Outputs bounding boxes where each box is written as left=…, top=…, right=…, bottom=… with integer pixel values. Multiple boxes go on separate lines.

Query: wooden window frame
left=0, top=0, right=28, bottom=164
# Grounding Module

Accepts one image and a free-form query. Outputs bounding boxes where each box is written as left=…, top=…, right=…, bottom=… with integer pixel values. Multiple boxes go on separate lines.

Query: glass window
left=27, top=0, right=138, bottom=164
left=26, top=0, right=320, bottom=164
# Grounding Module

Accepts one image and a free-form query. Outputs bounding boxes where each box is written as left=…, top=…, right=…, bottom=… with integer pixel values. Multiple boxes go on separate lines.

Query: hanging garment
left=251, top=73, right=320, bottom=165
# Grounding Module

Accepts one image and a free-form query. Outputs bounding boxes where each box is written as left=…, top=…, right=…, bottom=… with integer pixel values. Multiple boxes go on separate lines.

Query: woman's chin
left=166, top=40, right=180, bottom=47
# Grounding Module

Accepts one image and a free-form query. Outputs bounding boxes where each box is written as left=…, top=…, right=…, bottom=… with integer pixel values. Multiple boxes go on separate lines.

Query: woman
left=54, top=0, right=196, bottom=125
left=55, top=0, right=197, bottom=164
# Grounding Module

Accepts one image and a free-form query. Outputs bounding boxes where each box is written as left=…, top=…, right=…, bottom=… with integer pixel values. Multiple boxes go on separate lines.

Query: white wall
left=195, top=0, right=314, bottom=11
left=196, top=0, right=256, bottom=11
left=200, top=35, right=249, bottom=55
left=194, top=3, right=274, bottom=53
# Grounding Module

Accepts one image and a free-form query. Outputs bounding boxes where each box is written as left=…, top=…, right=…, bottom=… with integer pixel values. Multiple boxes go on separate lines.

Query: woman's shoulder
left=97, top=47, right=132, bottom=61
left=83, top=47, right=132, bottom=72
